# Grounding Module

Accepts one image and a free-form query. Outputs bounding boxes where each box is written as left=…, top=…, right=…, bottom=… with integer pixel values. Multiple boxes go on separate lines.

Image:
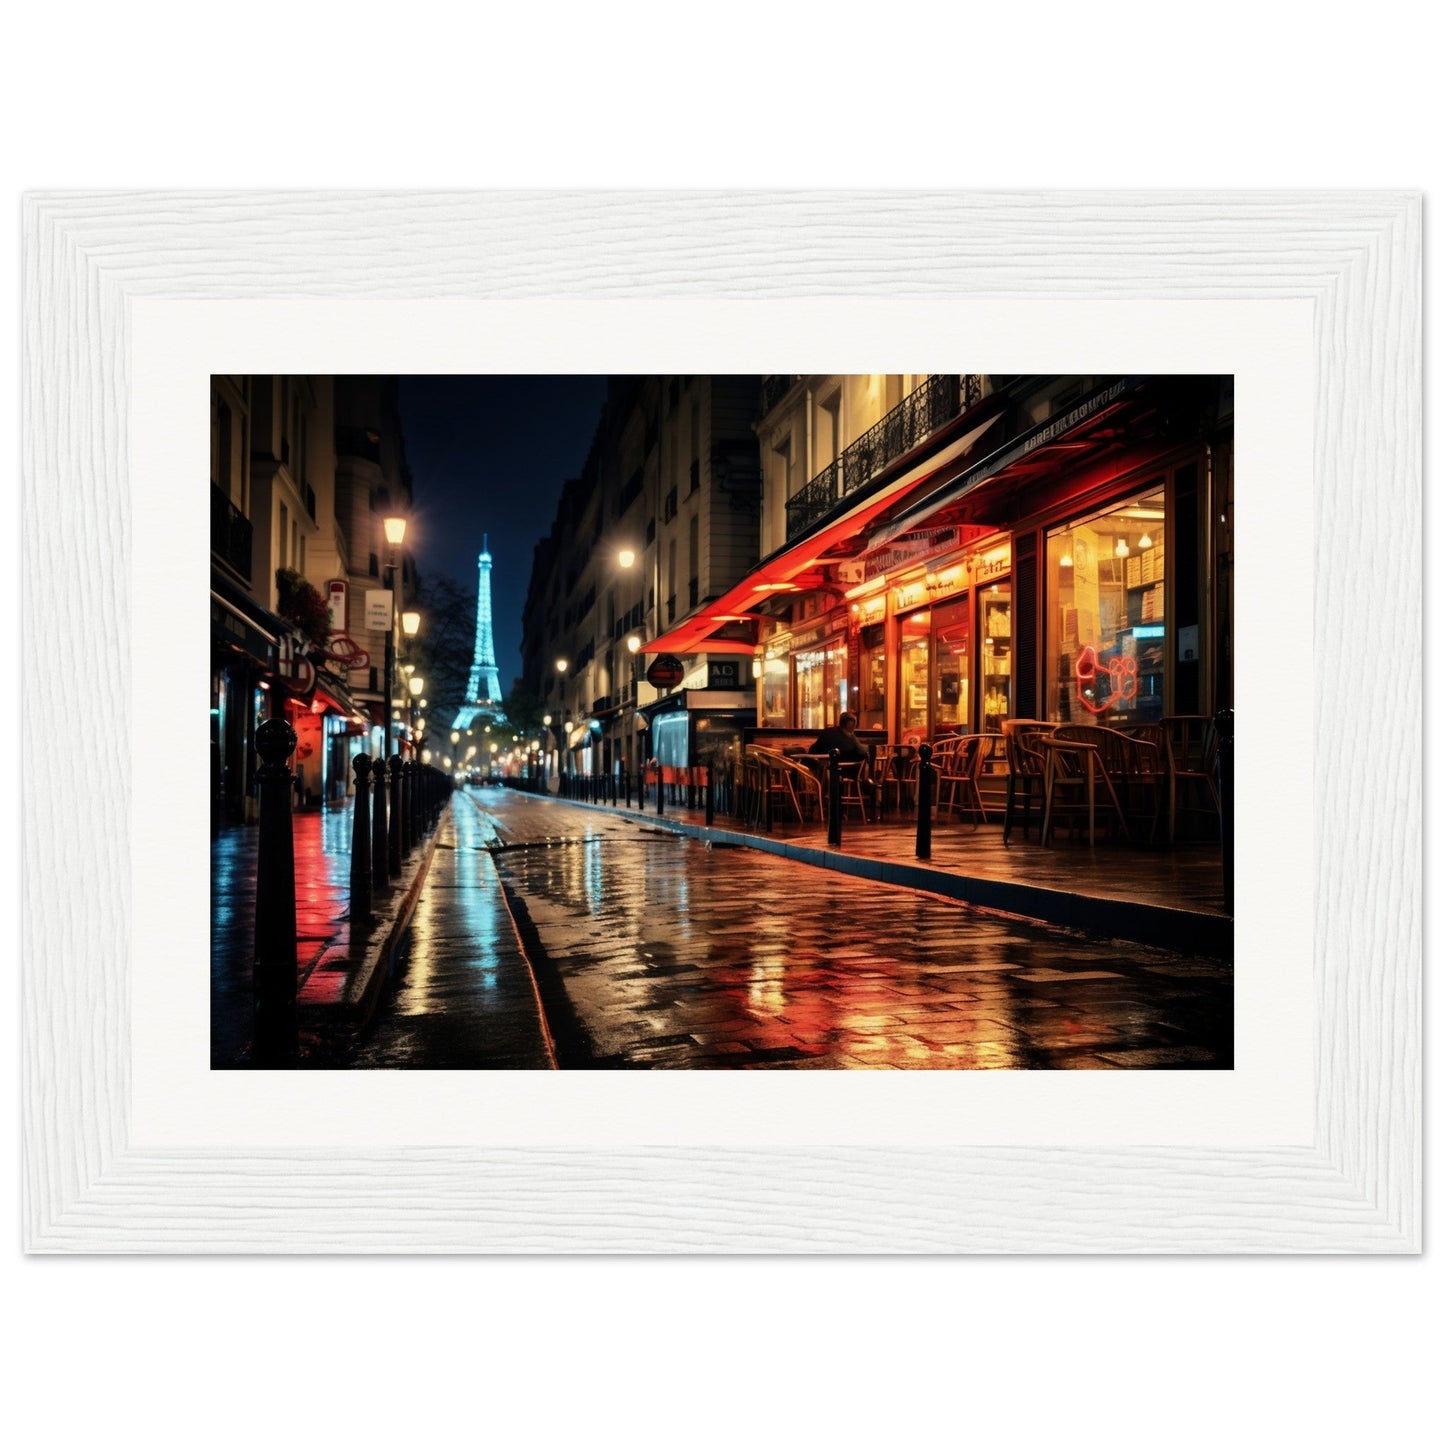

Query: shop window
left=824, top=640, right=847, bottom=725
left=761, top=656, right=789, bottom=726
left=858, top=623, right=886, bottom=732
left=795, top=648, right=826, bottom=730
left=898, top=610, right=931, bottom=741
left=932, top=598, right=970, bottom=735
left=1045, top=487, right=1166, bottom=724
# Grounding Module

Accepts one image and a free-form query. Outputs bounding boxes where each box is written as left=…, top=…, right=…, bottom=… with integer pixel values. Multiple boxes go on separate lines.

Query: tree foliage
left=502, top=680, right=545, bottom=733
left=410, top=573, right=476, bottom=721
left=275, top=567, right=331, bottom=647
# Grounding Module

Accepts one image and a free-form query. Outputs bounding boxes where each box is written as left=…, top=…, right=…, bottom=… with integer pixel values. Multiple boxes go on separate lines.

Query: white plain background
left=3, top=5, right=1435, bottom=1443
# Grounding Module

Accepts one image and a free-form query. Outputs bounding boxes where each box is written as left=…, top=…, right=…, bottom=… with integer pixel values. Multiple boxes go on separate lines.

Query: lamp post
left=626, top=632, right=644, bottom=793
left=382, top=515, right=408, bottom=762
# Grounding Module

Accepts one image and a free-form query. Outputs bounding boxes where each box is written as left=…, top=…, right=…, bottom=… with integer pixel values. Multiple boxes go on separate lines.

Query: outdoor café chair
left=1040, top=731, right=1132, bottom=847
left=1159, top=714, right=1222, bottom=843
left=935, top=733, right=991, bottom=825
left=1001, top=719, right=1058, bottom=843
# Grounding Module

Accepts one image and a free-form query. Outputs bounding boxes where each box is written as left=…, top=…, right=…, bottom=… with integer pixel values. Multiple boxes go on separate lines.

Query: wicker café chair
left=935, top=733, right=991, bottom=825
left=1159, top=714, right=1222, bottom=842
left=872, top=744, right=918, bottom=816
left=1001, top=720, right=1057, bottom=844
left=1042, top=727, right=1133, bottom=846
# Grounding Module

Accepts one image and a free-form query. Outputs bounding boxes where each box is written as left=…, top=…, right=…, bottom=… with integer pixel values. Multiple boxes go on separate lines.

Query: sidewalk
left=211, top=799, right=447, bottom=1066
left=497, top=785, right=1231, bottom=958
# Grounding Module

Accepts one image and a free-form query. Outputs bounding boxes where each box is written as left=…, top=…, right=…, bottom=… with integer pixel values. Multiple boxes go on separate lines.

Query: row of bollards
left=251, top=716, right=453, bottom=1067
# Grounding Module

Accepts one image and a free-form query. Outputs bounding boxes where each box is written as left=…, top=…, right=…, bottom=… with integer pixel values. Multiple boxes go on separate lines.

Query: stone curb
left=499, top=790, right=1230, bottom=959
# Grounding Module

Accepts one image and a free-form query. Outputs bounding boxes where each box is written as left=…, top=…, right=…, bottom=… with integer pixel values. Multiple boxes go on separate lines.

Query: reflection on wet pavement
left=487, top=795, right=1232, bottom=1070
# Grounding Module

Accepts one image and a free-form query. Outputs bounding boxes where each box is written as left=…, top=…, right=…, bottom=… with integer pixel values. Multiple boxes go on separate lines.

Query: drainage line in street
left=490, top=862, right=620, bottom=1070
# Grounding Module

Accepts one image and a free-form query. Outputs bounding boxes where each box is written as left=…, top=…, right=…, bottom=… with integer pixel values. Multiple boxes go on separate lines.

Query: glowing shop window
left=1046, top=487, right=1166, bottom=724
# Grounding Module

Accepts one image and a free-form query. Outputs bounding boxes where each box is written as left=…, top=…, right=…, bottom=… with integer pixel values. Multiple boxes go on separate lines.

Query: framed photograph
left=21, top=191, right=1420, bottom=1252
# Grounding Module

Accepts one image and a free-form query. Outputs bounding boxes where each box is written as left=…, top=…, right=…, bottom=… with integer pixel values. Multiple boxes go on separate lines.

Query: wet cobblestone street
left=355, top=790, right=1232, bottom=1069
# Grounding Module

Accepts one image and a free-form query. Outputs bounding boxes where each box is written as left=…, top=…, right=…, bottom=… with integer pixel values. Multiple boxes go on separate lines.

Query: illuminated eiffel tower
left=453, top=536, right=505, bottom=730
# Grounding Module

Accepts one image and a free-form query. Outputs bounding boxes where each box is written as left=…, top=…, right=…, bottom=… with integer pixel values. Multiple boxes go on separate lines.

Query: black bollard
left=407, top=759, right=420, bottom=847
left=388, top=755, right=403, bottom=876
left=656, top=762, right=665, bottom=816
left=915, top=743, right=935, bottom=861
left=827, top=749, right=843, bottom=847
left=253, top=717, right=299, bottom=1066
left=371, top=752, right=388, bottom=893
left=704, top=760, right=714, bottom=827
left=1215, top=708, right=1234, bottom=914
left=350, top=754, right=373, bottom=923
left=398, top=757, right=412, bottom=856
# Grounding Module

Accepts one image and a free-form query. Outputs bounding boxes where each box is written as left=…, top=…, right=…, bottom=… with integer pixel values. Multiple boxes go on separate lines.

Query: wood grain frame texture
left=20, top=191, right=1421, bottom=1253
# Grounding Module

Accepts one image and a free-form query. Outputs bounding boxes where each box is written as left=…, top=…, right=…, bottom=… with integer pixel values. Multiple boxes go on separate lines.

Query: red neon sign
left=1074, top=645, right=1137, bottom=715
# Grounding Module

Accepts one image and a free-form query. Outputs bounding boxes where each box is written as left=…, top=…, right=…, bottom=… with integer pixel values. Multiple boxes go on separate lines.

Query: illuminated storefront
left=643, top=376, right=1231, bottom=757
left=1045, top=487, right=1166, bottom=724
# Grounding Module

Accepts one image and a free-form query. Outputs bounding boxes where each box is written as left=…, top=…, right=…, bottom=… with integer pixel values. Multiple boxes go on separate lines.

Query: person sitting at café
left=809, top=712, right=874, bottom=792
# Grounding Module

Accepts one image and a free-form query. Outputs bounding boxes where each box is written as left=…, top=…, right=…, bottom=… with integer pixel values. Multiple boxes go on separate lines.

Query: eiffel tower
left=453, top=536, right=505, bottom=730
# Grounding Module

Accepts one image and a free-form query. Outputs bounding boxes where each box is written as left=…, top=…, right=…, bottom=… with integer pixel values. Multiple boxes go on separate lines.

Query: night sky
left=396, top=376, right=608, bottom=690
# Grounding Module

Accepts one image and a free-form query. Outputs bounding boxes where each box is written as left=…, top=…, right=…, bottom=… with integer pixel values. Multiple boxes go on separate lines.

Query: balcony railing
left=211, top=483, right=253, bottom=580
left=784, top=374, right=966, bottom=541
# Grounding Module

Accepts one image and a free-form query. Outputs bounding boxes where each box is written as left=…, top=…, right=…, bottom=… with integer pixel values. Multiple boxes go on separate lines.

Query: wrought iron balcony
left=784, top=374, right=966, bottom=541
left=210, top=483, right=253, bottom=580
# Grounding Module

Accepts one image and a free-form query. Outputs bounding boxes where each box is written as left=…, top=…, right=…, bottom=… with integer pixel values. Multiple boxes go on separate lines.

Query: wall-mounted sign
left=645, top=654, right=685, bottom=688
left=706, top=659, right=743, bottom=690
left=326, top=578, right=348, bottom=635
left=864, top=525, right=990, bottom=581
left=364, top=589, right=393, bottom=633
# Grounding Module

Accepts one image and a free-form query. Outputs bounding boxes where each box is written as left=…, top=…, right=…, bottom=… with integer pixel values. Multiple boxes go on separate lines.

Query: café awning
left=862, top=376, right=1149, bottom=550
left=641, top=399, right=1006, bottom=656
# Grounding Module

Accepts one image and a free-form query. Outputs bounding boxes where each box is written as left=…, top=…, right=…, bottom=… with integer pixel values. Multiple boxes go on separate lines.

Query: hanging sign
left=645, top=654, right=685, bottom=688
left=326, top=578, right=348, bottom=635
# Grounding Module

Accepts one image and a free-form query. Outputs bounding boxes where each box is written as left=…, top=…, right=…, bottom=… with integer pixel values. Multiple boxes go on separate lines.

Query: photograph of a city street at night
left=211, top=372, right=1233, bottom=1070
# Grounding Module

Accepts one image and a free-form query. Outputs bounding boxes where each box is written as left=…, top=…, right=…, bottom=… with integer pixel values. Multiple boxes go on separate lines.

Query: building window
left=368, top=552, right=379, bottom=577
left=761, top=656, right=789, bottom=725
left=1045, top=486, right=1167, bottom=724
left=815, top=391, right=840, bottom=474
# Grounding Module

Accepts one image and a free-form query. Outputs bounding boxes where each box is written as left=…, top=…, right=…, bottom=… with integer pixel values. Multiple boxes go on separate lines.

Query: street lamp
left=381, top=515, right=408, bottom=761
left=617, top=548, right=636, bottom=570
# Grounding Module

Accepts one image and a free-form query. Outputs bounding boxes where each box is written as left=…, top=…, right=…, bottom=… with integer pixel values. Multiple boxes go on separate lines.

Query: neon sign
left=1074, top=645, right=1137, bottom=715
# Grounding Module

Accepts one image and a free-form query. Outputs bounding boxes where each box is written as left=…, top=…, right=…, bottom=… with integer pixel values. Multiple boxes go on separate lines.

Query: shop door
left=932, top=597, right=971, bottom=736
left=979, top=580, right=1012, bottom=732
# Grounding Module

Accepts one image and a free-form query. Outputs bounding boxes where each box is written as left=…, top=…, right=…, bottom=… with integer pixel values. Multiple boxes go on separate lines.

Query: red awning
left=641, top=402, right=1005, bottom=656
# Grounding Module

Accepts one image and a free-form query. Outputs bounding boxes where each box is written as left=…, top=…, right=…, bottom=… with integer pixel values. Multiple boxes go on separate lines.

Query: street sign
left=364, top=589, right=392, bottom=632
left=706, top=659, right=743, bottom=690
left=645, top=654, right=685, bottom=688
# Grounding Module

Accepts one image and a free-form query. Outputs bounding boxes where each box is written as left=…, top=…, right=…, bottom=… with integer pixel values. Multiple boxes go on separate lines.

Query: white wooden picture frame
left=21, top=191, right=1420, bottom=1252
